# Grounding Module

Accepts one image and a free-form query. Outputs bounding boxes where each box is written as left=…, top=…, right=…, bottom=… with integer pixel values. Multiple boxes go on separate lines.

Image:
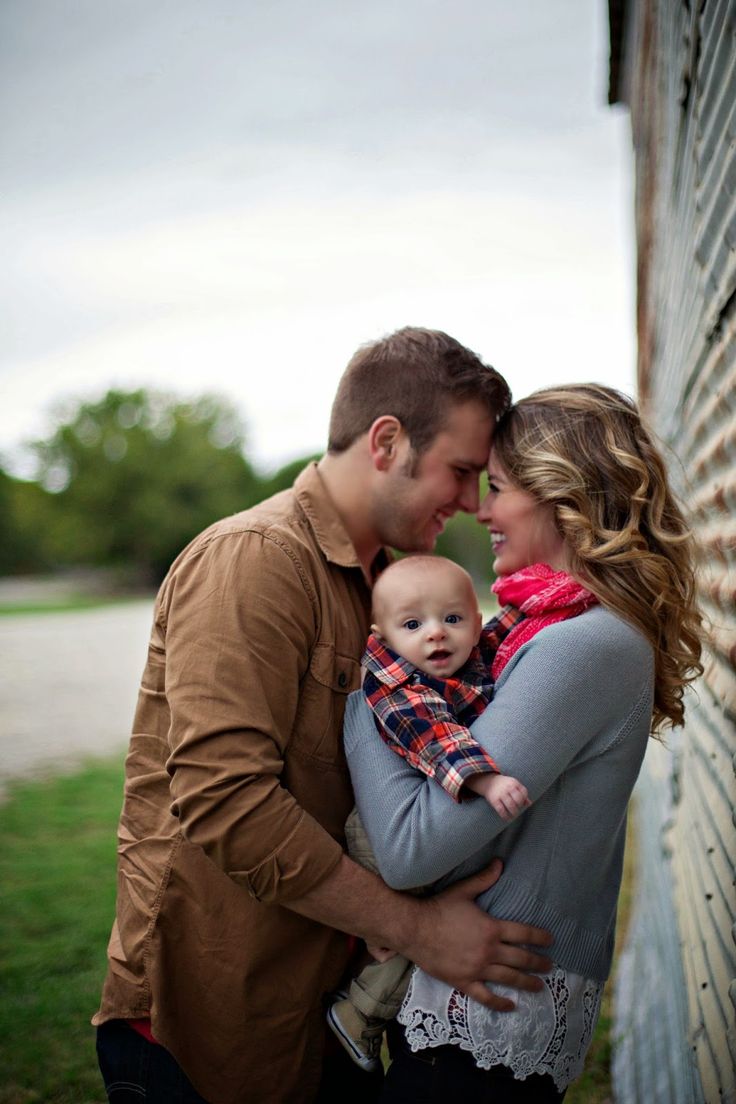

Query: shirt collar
left=363, top=632, right=488, bottom=690
left=462, top=643, right=490, bottom=685
left=294, top=461, right=387, bottom=578
left=362, top=633, right=418, bottom=687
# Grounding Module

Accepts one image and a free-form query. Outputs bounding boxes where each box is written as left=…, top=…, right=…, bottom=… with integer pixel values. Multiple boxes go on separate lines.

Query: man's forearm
left=286, top=854, right=554, bottom=1013
left=286, top=853, right=417, bottom=952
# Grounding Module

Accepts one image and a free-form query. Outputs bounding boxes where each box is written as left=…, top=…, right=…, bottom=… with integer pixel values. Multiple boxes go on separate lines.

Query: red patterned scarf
left=490, top=563, right=598, bottom=679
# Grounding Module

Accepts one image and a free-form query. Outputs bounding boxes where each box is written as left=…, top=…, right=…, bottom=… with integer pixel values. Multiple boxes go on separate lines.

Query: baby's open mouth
left=428, top=650, right=451, bottom=661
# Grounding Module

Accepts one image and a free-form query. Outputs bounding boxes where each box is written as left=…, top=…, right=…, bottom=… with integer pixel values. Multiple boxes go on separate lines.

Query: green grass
left=0, top=760, right=124, bottom=1104
left=0, top=597, right=146, bottom=617
left=0, top=761, right=634, bottom=1102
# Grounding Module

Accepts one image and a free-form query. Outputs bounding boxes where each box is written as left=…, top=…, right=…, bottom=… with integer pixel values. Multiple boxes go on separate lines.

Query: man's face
left=372, top=400, right=494, bottom=553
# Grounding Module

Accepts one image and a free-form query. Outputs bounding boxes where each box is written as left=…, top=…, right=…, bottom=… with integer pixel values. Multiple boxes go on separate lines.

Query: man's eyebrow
left=455, top=459, right=487, bottom=472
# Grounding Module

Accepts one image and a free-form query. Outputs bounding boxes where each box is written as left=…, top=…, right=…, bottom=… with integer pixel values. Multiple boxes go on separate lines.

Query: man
left=94, top=327, right=553, bottom=1104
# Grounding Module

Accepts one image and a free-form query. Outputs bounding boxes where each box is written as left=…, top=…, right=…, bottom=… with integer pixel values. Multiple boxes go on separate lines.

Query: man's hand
left=286, top=854, right=552, bottom=1012
left=398, top=859, right=553, bottom=1011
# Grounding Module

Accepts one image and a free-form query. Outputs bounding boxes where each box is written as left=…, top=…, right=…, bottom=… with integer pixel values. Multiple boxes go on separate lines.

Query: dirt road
left=0, top=601, right=153, bottom=794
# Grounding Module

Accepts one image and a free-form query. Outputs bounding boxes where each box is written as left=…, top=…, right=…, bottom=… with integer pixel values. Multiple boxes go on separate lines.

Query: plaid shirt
left=362, top=604, right=526, bottom=802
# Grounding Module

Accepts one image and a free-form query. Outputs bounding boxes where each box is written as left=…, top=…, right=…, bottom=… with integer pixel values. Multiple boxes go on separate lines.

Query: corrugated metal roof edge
left=608, top=0, right=629, bottom=104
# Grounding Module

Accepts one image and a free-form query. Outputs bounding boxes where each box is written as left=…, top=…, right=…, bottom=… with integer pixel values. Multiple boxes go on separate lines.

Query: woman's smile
left=478, top=450, right=567, bottom=576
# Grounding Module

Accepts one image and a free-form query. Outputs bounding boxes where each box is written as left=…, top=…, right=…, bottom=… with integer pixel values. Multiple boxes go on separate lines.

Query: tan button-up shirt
left=94, top=463, right=383, bottom=1103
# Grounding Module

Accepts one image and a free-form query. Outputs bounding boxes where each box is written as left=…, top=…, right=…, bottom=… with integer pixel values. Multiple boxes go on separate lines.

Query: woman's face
left=477, top=449, right=569, bottom=577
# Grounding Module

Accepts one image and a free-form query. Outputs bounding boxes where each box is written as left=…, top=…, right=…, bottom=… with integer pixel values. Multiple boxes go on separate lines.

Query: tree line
left=1, top=388, right=496, bottom=588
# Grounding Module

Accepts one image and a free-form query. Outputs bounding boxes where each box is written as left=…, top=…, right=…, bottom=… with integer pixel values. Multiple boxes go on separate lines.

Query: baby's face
left=373, top=569, right=482, bottom=679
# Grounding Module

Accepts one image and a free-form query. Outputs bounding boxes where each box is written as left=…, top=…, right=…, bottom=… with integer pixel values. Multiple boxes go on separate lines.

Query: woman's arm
left=344, top=608, right=653, bottom=888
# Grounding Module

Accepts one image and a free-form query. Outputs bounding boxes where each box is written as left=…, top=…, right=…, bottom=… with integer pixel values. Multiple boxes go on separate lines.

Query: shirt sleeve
left=367, top=678, right=500, bottom=802
left=161, top=528, right=344, bottom=904
left=344, top=613, right=653, bottom=889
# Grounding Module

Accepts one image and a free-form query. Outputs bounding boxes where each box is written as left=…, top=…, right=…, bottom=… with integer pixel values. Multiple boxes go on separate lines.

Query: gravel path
left=0, top=601, right=154, bottom=795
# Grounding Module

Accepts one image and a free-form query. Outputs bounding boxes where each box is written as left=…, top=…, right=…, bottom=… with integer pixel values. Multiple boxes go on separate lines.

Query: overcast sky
left=1, top=0, right=634, bottom=475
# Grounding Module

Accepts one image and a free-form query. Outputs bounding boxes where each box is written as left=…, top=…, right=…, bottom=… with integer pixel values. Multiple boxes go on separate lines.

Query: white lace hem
left=397, top=965, right=603, bottom=1092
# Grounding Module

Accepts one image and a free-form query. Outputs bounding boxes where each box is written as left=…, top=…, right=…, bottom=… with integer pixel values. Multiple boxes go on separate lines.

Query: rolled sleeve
left=162, top=527, right=344, bottom=904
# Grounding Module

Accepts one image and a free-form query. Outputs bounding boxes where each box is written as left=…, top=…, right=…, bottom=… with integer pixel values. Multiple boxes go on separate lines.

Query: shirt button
left=338, top=671, right=348, bottom=688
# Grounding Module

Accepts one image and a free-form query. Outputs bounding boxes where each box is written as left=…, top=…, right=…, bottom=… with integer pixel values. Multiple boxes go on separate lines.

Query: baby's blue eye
left=445, top=614, right=461, bottom=624
left=404, top=619, right=421, bottom=631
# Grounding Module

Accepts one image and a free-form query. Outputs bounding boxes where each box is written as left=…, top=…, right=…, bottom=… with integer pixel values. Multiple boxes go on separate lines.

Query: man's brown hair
left=327, top=327, right=511, bottom=457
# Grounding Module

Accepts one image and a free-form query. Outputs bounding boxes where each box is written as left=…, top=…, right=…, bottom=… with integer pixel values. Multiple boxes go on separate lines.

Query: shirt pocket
left=290, top=642, right=361, bottom=767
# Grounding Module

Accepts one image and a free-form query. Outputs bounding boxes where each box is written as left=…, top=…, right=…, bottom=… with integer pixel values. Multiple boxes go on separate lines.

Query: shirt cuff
left=230, top=811, right=345, bottom=905
left=434, top=751, right=500, bottom=803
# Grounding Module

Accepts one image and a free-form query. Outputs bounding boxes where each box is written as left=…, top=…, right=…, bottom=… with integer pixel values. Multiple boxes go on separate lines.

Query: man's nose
left=458, top=476, right=480, bottom=514
left=476, top=491, right=492, bottom=523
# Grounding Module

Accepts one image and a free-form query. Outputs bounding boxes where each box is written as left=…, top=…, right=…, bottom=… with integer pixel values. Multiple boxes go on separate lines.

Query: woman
left=343, top=384, right=702, bottom=1101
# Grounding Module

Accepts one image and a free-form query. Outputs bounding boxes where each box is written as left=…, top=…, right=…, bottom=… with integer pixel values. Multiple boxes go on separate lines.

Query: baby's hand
left=465, top=773, right=531, bottom=820
left=366, top=943, right=398, bottom=963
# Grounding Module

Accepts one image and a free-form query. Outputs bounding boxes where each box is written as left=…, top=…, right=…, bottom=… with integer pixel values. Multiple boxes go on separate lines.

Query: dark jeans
left=317, top=1031, right=384, bottom=1102
left=96, top=1019, right=384, bottom=1103
left=97, top=1020, right=210, bottom=1103
left=379, top=1022, right=567, bottom=1103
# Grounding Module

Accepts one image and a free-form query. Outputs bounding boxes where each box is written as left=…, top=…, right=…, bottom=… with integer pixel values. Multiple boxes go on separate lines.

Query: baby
left=327, top=555, right=531, bottom=1071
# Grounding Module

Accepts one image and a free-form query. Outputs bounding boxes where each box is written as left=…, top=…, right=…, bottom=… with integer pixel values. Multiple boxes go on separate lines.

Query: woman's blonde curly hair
left=492, top=383, right=703, bottom=735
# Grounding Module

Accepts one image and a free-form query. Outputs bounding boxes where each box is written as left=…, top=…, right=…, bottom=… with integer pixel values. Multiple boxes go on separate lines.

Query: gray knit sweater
left=344, top=605, right=654, bottom=982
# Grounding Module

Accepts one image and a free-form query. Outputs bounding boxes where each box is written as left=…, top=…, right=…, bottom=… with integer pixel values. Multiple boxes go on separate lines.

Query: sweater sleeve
left=344, top=609, right=653, bottom=889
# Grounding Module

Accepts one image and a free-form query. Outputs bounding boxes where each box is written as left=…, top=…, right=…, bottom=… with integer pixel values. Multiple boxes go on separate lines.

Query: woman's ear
left=367, top=415, right=402, bottom=471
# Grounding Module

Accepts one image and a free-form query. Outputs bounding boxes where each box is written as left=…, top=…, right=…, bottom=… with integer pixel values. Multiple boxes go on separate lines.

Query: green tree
left=256, top=453, right=322, bottom=502
left=0, top=467, right=55, bottom=574
left=8, top=390, right=495, bottom=590
left=30, top=389, right=261, bottom=580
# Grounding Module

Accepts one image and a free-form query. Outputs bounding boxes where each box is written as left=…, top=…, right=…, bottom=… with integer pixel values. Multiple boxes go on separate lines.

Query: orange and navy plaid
left=362, top=604, right=526, bottom=802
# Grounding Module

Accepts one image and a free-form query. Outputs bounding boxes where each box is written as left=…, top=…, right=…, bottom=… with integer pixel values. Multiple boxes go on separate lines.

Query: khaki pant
left=344, top=808, right=415, bottom=1020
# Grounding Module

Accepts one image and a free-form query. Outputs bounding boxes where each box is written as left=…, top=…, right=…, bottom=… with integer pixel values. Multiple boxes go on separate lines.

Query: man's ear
left=367, top=415, right=403, bottom=471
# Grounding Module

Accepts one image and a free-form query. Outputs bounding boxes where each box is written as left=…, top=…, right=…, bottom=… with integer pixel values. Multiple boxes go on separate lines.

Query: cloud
left=2, top=184, right=634, bottom=471
left=1, top=0, right=634, bottom=473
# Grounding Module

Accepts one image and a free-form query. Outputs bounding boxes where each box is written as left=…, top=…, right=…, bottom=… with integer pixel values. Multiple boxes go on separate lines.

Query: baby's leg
left=328, top=808, right=413, bottom=1071
left=349, top=955, right=413, bottom=1022
left=345, top=805, right=381, bottom=874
